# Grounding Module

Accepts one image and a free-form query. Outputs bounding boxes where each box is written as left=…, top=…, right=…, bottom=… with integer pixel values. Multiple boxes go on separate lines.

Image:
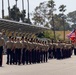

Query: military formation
left=0, top=32, right=75, bottom=67
left=5, top=36, right=49, bottom=65
left=48, top=41, right=73, bottom=59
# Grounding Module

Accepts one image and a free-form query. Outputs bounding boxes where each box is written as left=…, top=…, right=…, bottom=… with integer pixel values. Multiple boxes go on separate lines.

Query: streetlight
left=2, top=0, right=4, bottom=18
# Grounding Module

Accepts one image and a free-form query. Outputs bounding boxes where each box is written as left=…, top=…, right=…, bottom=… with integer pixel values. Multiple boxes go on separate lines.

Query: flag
left=67, top=29, right=76, bottom=43
left=67, top=29, right=75, bottom=38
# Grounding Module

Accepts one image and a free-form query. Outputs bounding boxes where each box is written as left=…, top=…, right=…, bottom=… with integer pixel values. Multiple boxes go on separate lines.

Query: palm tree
left=15, top=0, right=18, bottom=7
left=59, top=4, right=66, bottom=40
left=47, top=0, right=56, bottom=40
left=2, top=0, right=4, bottom=18
left=21, top=0, right=25, bottom=22
left=27, top=0, right=30, bottom=23
left=10, top=5, right=21, bottom=21
left=8, top=0, right=10, bottom=19
left=22, top=0, right=24, bottom=10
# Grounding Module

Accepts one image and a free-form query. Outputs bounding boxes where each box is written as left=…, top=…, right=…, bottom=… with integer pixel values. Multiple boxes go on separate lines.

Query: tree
left=20, top=10, right=26, bottom=22
left=52, top=14, right=63, bottom=30
left=4, top=16, right=9, bottom=19
left=10, top=5, right=21, bottom=21
left=32, top=1, right=49, bottom=26
left=53, top=14, right=70, bottom=31
left=7, top=0, right=11, bottom=19
left=47, top=0, right=56, bottom=40
left=32, top=0, right=56, bottom=40
left=4, top=4, right=28, bottom=23
left=2, top=0, right=4, bottom=18
left=67, top=11, right=76, bottom=25
left=59, top=4, right=66, bottom=40
left=36, top=30, right=54, bottom=39
left=71, top=24, right=76, bottom=29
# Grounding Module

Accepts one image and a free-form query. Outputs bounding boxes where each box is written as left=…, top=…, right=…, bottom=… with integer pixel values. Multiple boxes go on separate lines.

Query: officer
left=32, top=39, right=36, bottom=64
left=52, top=41, right=56, bottom=58
left=25, top=38, right=29, bottom=65
left=35, top=40, right=40, bottom=63
left=11, top=37, right=16, bottom=64
left=21, top=36, right=27, bottom=65
left=44, top=41, right=49, bottom=62
left=66, top=41, right=70, bottom=58
left=48, top=41, right=53, bottom=59
left=67, top=41, right=72, bottom=58
left=42, top=41, right=47, bottom=62
left=74, top=42, right=76, bottom=55
left=37, top=41, right=41, bottom=63
left=14, top=37, right=22, bottom=65
left=28, top=38, right=32, bottom=64
left=61, top=41, right=66, bottom=59
left=0, top=33, right=5, bottom=67
left=39, top=41, right=44, bottom=63
left=33, top=39, right=38, bottom=64
left=56, top=40, right=62, bottom=59
left=6, top=36, right=13, bottom=65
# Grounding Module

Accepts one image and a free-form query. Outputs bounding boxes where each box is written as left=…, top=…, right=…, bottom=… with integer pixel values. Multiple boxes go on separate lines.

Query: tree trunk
left=8, top=0, right=10, bottom=19
left=2, top=0, right=4, bottom=18
left=52, top=14, right=56, bottom=40
left=62, top=17, right=65, bottom=40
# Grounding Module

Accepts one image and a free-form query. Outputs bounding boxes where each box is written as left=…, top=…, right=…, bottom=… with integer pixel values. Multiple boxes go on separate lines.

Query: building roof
left=0, top=18, right=50, bottom=33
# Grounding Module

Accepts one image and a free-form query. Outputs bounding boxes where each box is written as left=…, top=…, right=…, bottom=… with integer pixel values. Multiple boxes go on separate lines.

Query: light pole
left=2, top=0, right=4, bottom=18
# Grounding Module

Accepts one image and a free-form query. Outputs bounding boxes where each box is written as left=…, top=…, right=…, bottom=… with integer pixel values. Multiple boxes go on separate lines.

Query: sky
left=0, top=0, right=76, bottom=18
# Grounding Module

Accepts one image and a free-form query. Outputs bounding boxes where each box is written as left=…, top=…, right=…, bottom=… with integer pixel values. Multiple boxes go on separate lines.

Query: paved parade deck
left=0, top=55, right=76, bottom=75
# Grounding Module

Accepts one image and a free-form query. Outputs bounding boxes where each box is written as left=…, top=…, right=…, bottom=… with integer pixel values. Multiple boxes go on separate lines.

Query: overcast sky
left=0, top=0, right=76, bottom=18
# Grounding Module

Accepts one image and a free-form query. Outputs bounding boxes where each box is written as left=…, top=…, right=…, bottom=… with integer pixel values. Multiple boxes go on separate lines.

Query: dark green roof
left=0, top=19, right=50, bottom=33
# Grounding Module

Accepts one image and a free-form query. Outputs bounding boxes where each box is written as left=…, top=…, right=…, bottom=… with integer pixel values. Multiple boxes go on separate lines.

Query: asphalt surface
left=0, top=55, right=76, bottom=75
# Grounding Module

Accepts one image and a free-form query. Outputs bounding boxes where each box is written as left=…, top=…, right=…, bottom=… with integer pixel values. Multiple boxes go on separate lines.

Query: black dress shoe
left=0, top=65, right=2, bottom=67
left=6, top=62, right=9, bottom=65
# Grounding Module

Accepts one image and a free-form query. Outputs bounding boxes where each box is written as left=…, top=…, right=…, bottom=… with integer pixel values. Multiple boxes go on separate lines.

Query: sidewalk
left=0, top=55, right=76, bottom=75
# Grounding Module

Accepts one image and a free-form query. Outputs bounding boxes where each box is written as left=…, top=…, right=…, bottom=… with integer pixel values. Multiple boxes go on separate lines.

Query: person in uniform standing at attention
left=25, top=38, right=29, bottom=65
left=73, top=41, right=76, bottom=55
left=6, top=36, right=13, bottom=65
left=32, top=39, right=36, bottom=64
left=11, top=37, right=16, bottom=64
left=0, top=32, right=5, bottom=67
left=48, top=41, right=53, bottom=59
left=44, top=41, right=49, bottom=62
left=56, top=40, right=62, bottom=59
left=21, top=36, right=27, bottom=65
left=14, top=37, right=22, bottom=65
